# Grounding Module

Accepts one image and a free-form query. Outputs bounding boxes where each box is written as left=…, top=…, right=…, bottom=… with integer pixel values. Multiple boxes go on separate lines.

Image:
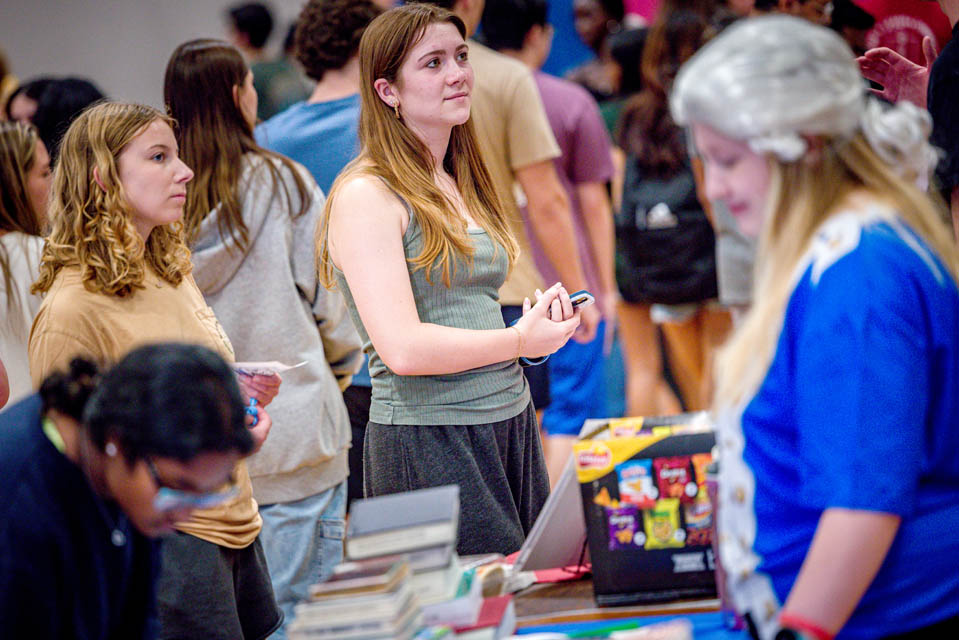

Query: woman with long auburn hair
left=0, top=121, right=51, bottom=408
left=28, top=101, right=283, bottom=640
left=672, top=16, right=959, bottom=638
left=165, top=39, right=363, bottom=638
left=317, top=3, right=581, bottom=555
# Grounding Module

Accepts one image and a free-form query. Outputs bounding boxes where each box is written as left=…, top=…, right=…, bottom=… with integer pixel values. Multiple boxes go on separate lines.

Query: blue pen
left=245, top=397, right=259, bottom=426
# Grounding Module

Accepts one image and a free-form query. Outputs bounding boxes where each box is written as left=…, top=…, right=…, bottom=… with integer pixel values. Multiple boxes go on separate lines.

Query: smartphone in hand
left=547, top=289, right=595, bottom=321
left=570, top=289, right=595, bottom=310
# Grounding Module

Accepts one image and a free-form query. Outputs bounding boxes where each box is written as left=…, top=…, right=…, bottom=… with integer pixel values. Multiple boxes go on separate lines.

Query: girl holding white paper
left=164, top=38, right=364, bottom=640
left=28, top=101, right=281, bottom=640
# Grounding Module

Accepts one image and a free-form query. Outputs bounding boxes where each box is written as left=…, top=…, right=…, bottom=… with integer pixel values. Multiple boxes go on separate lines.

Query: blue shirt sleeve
left=791, top=236, right=929, bottom=517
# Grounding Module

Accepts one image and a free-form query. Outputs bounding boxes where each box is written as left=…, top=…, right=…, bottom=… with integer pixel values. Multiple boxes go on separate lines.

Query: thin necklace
left=79, top=435, right=128, bottom=547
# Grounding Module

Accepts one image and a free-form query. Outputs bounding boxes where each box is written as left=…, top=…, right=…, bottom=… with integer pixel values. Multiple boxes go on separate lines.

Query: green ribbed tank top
left=333, top=201, right=530, bottom=426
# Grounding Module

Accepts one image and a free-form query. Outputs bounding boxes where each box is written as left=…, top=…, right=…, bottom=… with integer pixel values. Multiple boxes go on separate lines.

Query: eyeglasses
left=144, top=457, right=238, bottom=512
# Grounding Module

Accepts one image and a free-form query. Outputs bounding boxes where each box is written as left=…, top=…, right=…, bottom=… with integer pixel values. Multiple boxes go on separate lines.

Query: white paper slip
left=232, top=361, right=307, bottom=376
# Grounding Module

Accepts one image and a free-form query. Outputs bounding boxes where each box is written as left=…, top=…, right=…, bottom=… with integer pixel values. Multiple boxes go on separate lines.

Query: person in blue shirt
left=671, top=15, right=959, bottom=640
left=255, top=0, right=381, bottom=195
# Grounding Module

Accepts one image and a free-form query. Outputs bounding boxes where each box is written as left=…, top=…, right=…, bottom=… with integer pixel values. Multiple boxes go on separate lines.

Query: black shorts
left=501, top=305, right=550, bottom=410
left=343, top=384, right=372, bottom=508
left=156, top=533, right=282, bottom=640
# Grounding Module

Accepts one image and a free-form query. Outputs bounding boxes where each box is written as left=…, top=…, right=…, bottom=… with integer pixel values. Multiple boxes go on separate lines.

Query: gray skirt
left=364, top=403, right=550, bottom=556
left=156, top=533, right=282, bottom=640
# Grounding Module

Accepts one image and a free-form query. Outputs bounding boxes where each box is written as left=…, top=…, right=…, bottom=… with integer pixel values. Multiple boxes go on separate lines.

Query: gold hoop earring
left=391, top=99, right=401, bottom=119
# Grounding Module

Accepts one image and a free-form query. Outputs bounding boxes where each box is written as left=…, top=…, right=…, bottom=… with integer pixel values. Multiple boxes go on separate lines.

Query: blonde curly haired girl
left=28, top=101, right=283, bottom=640
left=32, top=102, right=191, bottom=298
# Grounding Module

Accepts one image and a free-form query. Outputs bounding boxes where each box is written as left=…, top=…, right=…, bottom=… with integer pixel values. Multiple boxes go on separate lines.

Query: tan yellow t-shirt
left=29, top=264, right=261, bottom=549
left=468, top=41, right=561, bottom=305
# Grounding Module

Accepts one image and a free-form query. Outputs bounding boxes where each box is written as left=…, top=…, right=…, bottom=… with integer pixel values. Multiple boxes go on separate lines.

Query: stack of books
left=346, top=486, right=459, bottom=571
left=291, top=485, right=493, bottom=637
left=346, top=486, right=484, bottom=628
left=287, top=556, right=422, bottom=639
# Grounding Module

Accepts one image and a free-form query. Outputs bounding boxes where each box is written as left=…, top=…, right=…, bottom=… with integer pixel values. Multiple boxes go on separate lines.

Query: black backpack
left=615, top=155, right=718, bottom=305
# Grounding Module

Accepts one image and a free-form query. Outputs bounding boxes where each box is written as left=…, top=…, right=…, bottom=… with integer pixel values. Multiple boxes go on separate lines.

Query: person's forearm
left=527, top=193, right=588, bottom=290
left=781, top=508, right=900, bottom=635
left=377, top=323, right=519, bottom=376
left=370, top=286, right=578, bottom=376
left=519, top=165, right=590, bottom=292
left=577, top=181, right=617, bottom=299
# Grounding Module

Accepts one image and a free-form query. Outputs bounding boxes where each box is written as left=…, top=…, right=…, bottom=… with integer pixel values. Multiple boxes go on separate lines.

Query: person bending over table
left=0, top=343, right=265, bottom=638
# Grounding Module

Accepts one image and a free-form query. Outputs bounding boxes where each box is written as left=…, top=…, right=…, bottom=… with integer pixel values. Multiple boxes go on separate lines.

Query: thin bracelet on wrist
left=509, top=325, right=524, bottom=360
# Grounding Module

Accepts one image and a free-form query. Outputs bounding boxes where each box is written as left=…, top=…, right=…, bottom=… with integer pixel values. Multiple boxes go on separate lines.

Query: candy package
left=690, top=453, right=712, bottom=495
left=683, top=495, right=713, bottom=547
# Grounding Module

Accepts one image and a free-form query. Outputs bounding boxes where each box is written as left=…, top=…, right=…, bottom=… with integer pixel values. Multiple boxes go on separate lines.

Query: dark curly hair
left=294, top=0, right=382, bottom=82
left=39, top=357, right=101, bottom=422
left=40, top=344, right=253, bottom=465
left=82, top=343, right=253, bottom=463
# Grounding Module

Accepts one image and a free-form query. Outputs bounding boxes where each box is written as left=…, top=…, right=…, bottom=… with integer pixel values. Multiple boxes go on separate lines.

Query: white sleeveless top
left=0, top=232, right=45, bottom=409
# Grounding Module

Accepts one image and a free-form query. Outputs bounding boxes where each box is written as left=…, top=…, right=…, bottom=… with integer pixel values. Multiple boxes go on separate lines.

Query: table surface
left=513, top=578, right=719, bottom=627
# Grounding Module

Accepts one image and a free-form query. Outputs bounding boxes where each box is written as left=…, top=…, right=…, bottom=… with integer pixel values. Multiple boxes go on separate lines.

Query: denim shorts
left=258, top=482, right=347, bottom=639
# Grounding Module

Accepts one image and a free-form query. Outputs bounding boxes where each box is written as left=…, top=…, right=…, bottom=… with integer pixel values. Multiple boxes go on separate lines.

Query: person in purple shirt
left=482, top=0, right=617, bottom=484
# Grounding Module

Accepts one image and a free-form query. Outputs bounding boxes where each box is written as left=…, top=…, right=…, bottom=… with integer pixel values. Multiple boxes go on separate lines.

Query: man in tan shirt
left=420, top=0, right=602, bottom=415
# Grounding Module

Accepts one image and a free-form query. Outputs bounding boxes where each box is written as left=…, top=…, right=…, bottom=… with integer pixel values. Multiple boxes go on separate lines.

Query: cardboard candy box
left=573, top=413, right=717, bottom=606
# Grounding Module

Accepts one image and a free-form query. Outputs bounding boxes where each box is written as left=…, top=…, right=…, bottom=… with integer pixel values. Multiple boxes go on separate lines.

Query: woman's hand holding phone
left=516, top=282, right=581, bottom=358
